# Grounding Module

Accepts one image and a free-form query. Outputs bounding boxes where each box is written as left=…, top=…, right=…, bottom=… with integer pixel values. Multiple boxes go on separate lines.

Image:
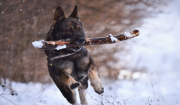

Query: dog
left=44, top=6, right=104, bottom=104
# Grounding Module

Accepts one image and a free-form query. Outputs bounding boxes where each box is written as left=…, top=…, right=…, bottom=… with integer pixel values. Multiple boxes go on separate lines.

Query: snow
left=109, top=34, right=118, bottom=42
left=32, top=40, right=44, bottom=48
left=52, top=42, right=55, bottom=45
left=0, top=72, right=180, bottom=105
left=124, top=28, right=139, bottom=37
left=55, top=45, right=66, bottom=50
left=134, top=28, right=139, bottom=30
left=124, top=32, right=132, bottom=37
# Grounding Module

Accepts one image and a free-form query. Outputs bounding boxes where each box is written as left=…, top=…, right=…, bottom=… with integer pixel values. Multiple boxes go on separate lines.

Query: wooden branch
left=32, top=29, right=139, bottom=50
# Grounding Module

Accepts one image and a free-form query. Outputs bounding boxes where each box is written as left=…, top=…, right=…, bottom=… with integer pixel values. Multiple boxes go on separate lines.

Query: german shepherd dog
left=44, top=6, right=104, bottom=104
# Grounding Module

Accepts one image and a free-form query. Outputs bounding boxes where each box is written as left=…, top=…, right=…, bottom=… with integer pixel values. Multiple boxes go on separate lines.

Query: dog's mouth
left=69, top=45, right=82, bottom=51
left=58, top=37, right=84, bottom=51
left=67, top=37, right=84, bottom=51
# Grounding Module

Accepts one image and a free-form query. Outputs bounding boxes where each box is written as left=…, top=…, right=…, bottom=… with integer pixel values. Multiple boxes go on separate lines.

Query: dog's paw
left=95, top=87, right=104, bottom=94
left=70, top=82, right=80, bottom=90
left=91, top=80, right=104, bottom=94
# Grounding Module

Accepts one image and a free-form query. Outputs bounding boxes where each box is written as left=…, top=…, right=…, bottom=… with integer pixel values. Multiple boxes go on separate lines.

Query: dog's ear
left=69, top=5, right=79, bottom=19
left=54, top=7, right=65, bottom=23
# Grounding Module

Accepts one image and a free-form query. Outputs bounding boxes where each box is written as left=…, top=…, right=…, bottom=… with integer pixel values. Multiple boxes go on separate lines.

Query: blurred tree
left=0, top=0, right=168, bottom=83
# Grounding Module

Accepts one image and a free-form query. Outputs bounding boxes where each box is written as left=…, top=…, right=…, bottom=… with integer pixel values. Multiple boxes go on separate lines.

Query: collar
left=49, top=47, right=82, bottom=61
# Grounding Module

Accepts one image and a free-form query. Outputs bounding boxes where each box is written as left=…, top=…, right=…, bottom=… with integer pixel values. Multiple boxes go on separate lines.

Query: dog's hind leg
left=53, top=60, right=81, bottom=90
left=62, top=69, right=80, bottom=90
left=88, top=64, right=104, bottom=94
left=78, top=76, right=88, bottom=104
left=49, top=71, right=78, bottom=104
left=48, top=62, right=79, bottom=104
left=78, top=88, right=87, bottom=104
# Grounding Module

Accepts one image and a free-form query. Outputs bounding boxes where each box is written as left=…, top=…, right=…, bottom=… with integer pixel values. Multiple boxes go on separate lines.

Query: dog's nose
left=78, top=37, right=85, bottom=42
left=76, top=37, right=85, bottom=44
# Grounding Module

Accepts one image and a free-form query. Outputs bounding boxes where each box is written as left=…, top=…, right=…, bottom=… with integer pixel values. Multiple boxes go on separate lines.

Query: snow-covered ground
left=0, top=72, right=180, bottom=105
left=1, top=0, right=180, bottom=105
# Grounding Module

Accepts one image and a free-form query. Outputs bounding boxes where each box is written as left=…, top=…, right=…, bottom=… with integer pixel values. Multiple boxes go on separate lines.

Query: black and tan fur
left=44, top=6, right=104, bottom=104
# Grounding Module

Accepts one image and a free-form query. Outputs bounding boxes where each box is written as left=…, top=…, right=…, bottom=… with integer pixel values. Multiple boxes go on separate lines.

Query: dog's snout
left=78, top=37, right=85, bottom=41
left=76, top=37, right=85, bottom=44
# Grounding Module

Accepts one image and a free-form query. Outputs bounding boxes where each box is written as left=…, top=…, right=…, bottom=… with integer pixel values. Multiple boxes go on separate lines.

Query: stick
left=32, top=29, right=139, bottom=50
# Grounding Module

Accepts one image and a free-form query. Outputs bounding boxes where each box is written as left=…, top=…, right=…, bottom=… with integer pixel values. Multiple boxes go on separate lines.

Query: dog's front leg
left=88, top=64, right=104, bottom=94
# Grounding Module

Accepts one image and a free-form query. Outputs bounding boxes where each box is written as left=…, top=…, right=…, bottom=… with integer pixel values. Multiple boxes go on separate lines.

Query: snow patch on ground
left=0, top=71, right=180, bottom=105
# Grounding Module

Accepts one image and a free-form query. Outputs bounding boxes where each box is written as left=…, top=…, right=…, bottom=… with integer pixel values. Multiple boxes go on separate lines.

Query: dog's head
left=51, top=6, right=85, bottom=45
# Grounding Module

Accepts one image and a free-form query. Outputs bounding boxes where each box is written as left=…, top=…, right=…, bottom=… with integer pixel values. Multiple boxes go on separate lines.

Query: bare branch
left=33, top=29, right=139, bottom=50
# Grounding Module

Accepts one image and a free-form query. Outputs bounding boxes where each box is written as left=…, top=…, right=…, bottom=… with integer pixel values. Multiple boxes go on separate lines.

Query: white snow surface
left=109, top=34, right=118, bottom=42
left=55, top=45, right=66, bottom=50
left=0, top=72, right=180, bottom=105
left=32, top=40, right=44, bottom=48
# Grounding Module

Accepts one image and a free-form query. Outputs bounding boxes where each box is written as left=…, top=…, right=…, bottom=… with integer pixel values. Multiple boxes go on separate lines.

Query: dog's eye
left=66, top=29, right=71, bottom=32
left=78, top=28, right=82, bottom=30
left=76, top=25, right=82, bottom=31
left=78, top=27, right=82, bottom=31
